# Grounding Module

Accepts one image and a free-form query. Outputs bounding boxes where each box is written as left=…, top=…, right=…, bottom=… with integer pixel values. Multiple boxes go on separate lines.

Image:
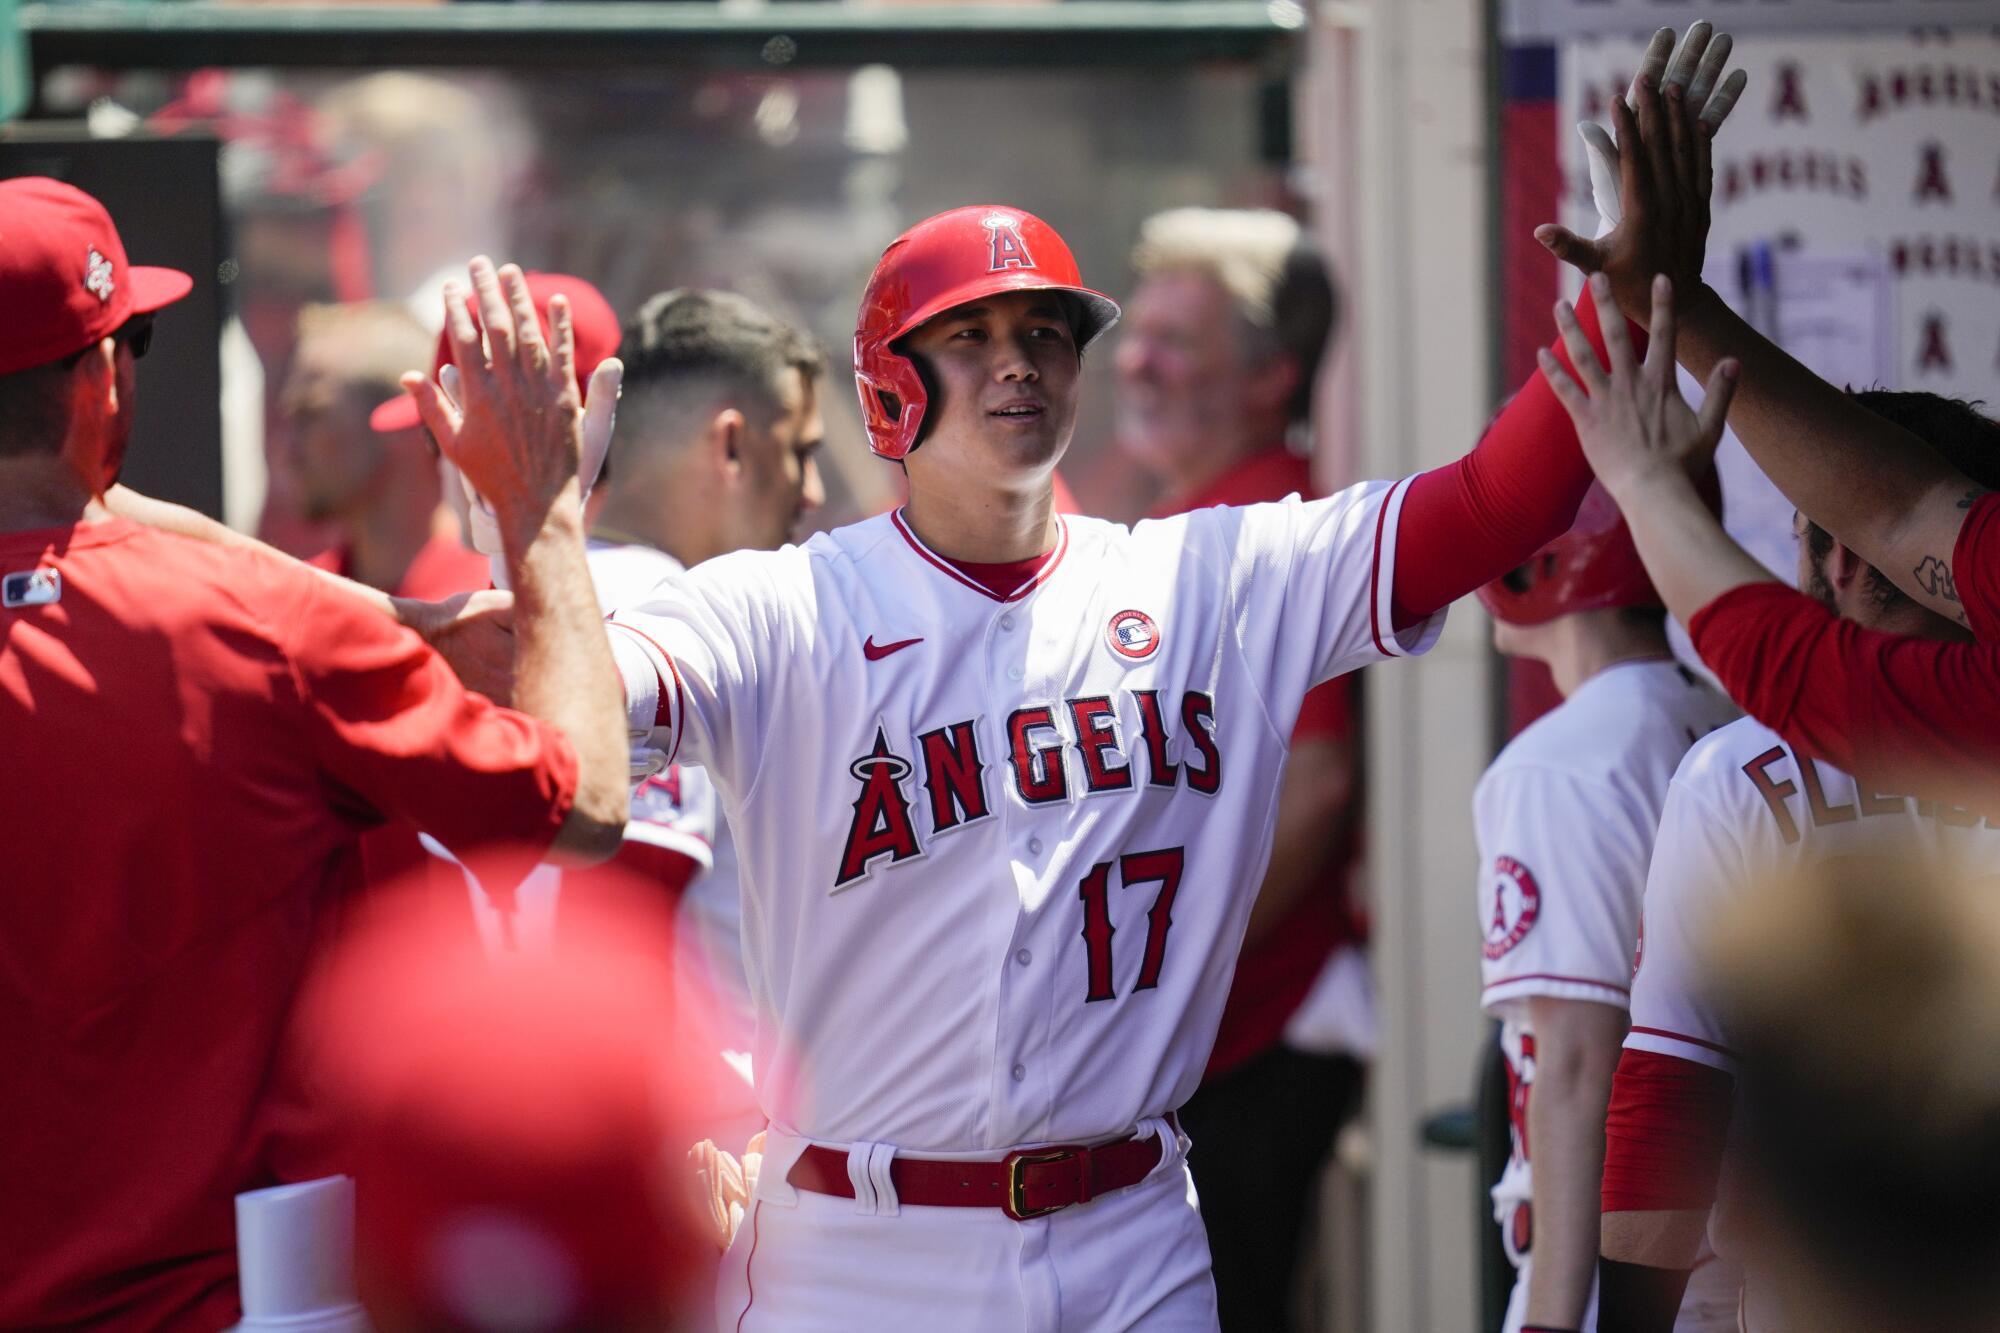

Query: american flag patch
left=3, top=568, right=61, bottom=608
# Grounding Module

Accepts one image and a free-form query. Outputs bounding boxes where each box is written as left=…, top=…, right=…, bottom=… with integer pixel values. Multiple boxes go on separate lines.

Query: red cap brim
left=370, top=392, right=423, bottom=434
left=127, top=265, right=193, bottom=315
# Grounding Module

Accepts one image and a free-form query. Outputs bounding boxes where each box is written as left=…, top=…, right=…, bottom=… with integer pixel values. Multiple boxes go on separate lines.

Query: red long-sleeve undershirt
left=1600, top=1048, right=1735, bottom=1215
left=1687, top=493, right=2000, bottom=809
left=1390, top=284, right=1630, bottom=629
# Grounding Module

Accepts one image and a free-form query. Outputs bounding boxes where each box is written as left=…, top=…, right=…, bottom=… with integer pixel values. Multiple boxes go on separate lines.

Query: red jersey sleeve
left=284, top=574, right=578, bottom=865
left=1688, top=581, right=2000, bottom=808
left=1953, top=490, right=2000, bottom=641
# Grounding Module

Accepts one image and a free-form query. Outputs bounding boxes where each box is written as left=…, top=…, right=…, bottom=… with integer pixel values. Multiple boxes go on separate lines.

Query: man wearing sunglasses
left=0, top=177, right=629, bottom=1329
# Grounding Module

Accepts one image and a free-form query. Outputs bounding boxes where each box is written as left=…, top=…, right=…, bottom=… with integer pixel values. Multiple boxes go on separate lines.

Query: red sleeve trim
left=608, top=618, right=688, bottom=765
left=1482, top=971, right=1631, bottom=997
left=1601, top=1048, right=1734, bottom=1214
left=1627, top=1024, right=1736, bottom=1059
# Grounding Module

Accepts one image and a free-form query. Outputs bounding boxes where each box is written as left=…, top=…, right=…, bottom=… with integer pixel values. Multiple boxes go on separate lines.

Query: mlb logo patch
left=3, top=568, right=61, bottom=608
left=1105, top=608, right=1159, bottom=660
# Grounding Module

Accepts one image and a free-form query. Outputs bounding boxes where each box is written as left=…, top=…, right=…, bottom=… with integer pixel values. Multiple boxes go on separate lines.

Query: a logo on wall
left=1772, top=62, right=1809, bottom=122
left=1915, top=142, right=1953, bottom=204
left=1918, top=312, right=1953, bottom=375
left=1483, top=855, right=1541, bottom=960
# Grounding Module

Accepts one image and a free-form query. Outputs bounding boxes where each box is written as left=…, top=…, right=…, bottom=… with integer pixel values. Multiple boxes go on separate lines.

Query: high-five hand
left=1539, top=25, right=1744, bottom=319
left=403, top=258, right=587, bottom=552
left=1537, top=274, right=1737, bottom=501
left=1576, top=22, right=1747, bottom=236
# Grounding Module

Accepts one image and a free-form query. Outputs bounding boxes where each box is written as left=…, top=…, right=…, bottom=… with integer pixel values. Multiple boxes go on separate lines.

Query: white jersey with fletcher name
left=604, top=481, right=1443, bottom=1161
left=1473, top=659, right=1739, bottom=1333
left=1629, top=716, right=2000, bottom=1075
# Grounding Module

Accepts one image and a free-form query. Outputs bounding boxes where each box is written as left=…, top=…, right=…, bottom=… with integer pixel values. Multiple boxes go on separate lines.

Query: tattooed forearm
left=1915, top=555, right=1960, bottom=604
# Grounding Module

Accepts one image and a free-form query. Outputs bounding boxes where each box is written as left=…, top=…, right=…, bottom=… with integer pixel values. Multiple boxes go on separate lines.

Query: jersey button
left=1015, top=948, right=1032, bottom=966
left=1007, top=665, right=1024, bottom=682
left=1028, top=837, right=1043, bottom=855
left=1011, top=1063, right=1027, bottom=1082
left=1000, top=614, right=1015, bottom=631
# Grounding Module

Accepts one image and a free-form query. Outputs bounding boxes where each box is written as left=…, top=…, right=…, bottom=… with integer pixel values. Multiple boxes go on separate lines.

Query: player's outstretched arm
left=1522, top=997, right=1627, bottom=1330
left=1540, top=273, right=1761, bottom=626
left=103, top=483, right=519, bottom=701
left=1539, top=69, right=1980, bottom=627
left=408, top=258, right=628, bottom=862
left=1382, top=23, right=1752, bottom=631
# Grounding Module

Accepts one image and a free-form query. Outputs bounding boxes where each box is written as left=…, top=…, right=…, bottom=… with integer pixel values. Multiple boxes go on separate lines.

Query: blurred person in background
left=1114, top=206, right=1367, bottom=1331
left=300, top=875, right=715, bottom=1333
left=286, top=300, right=486, bottom=599
left=1593, top=392, right=2000, bottom=1333
left=1471, top=481, right=1739, bottom=1333
left=0, top=179, right=628, bottom=1330
left=1700, top=858, right=2000, bottom=1333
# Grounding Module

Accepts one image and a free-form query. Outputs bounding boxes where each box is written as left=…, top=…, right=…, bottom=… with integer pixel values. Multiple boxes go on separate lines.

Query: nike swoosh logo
left=863, top=635, right=924, bottom=661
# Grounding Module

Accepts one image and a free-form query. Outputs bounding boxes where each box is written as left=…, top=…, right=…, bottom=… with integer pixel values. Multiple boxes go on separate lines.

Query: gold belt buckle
left=1002, top=1146, right=1085, bottom=1221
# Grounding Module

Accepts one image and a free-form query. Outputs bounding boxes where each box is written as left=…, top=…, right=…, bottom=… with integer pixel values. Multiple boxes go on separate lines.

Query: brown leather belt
left=786, top=1122, right=1171, bottom=1222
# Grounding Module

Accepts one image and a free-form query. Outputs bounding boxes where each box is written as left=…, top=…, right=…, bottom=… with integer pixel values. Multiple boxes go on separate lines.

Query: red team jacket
left=0, top=519, right=577, bottom=1330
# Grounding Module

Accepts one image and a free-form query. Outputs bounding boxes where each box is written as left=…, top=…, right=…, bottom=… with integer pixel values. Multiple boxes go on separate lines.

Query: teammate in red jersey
left=0, top=178, right=627, bottom=1330
left=1538, top=63, right=2000, bottom=810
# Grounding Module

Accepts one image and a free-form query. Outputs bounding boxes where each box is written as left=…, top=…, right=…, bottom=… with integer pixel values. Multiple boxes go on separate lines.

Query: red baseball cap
left=371, top=270, right=622, bottom=434
left=0, top=176, right=193, bottom=375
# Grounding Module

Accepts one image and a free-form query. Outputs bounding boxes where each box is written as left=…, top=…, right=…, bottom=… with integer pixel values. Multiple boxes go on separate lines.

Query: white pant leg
left=717, top=1160, right=1216, bottom=1333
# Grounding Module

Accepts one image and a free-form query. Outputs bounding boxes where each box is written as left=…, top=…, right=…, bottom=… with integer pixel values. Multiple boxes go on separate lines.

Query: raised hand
left=1576, top=22, right=1747, bottom=235
left=1540, top=24, right=1746, bottom=320
left=1537, top=273, right=1737, bottom=500
left=403, top=258, right=586, bottom=549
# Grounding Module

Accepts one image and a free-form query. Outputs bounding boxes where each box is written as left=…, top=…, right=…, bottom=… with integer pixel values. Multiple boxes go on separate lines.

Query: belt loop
left=846, top=1141, right=883, bottom=1215
left=866, top=1141, right=900, bottom=1217
left=1137, top=1115, right=1183, bottom=1181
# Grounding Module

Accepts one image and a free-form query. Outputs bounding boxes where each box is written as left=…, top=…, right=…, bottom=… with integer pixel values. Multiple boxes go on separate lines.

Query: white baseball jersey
left=1473, top=658, right=1738, bottom=1332
left=1629, top=716, right=2000, bottom=1075
left=605, top=482, right=1443, bottom=1159
left=1627, top=716, right=2000, bottom=1331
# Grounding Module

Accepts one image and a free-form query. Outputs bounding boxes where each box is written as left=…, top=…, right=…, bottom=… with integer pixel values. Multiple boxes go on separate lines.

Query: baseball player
left=0, top=183, right=627, bottom=1330
left=1539, top=41, right=2000, bottom=808
left=1472, top=482, right=1740, bottom=1333
left=1595, top=392, right=2000, bottom=1332
left=448, top=286, right=826, bottom=1159
left=424, top=165, right=1745, bottom=1324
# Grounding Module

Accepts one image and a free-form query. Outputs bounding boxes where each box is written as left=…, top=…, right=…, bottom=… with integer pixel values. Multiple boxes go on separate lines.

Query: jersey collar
left=890, top=507, right=1070, bottom=604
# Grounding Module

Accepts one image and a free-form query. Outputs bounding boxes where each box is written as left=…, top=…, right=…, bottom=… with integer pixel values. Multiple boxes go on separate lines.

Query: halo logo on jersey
left=1483, top=855, right=1541, bottom=960
left=983, top=213, right=1035, bottom=272
left=1106, top=609, right=1160, bottom=661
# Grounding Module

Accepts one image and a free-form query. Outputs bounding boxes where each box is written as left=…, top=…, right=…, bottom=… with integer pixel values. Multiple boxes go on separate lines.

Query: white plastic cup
left=231, top=1176, right=371, bottom=1333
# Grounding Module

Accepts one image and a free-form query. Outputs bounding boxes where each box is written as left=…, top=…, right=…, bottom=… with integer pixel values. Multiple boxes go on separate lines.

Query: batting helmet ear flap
left=890, top=340, right=943, bottom=456
left=853, top=205, right=1121, bottom=460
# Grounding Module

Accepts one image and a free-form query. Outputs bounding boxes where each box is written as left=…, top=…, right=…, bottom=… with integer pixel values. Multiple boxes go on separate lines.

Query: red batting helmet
left=1477, top=477, right=1714, bottom=626
left=853, top=206, right=1121, bottom=460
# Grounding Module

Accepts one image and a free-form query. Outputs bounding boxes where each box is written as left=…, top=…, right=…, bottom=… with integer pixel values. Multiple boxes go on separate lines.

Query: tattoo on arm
left=1914, top=555, right=1960, bottom=604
